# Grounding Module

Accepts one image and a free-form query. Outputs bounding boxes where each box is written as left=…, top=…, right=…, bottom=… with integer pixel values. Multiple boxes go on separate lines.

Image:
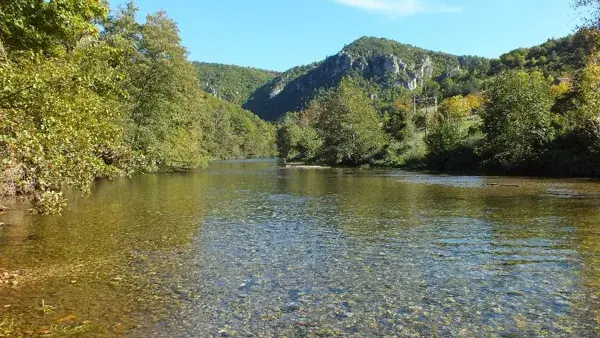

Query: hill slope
left=194, top=62, right=279, bottom=106
left=242, top=35, right=591, bottom=121
left=243, top=37, right=491, bottom=120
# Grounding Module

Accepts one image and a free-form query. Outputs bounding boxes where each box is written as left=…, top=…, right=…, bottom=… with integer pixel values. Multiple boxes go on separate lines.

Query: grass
left=0, top=317, right=15, bottom=337
left=40, top=299, right=56, bottom=314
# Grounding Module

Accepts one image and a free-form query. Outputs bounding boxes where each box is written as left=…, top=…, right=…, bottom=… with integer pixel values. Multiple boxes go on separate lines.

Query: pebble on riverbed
left=0, top=271, right=21, bottom=287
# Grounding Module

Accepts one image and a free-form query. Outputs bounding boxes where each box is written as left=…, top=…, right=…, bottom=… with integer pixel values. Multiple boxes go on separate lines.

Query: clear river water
left=0, top=160, right=599, bottom=337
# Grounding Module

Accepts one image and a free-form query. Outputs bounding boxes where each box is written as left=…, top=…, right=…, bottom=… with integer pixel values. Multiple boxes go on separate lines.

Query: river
left=0, top=160, right=599, bottom=337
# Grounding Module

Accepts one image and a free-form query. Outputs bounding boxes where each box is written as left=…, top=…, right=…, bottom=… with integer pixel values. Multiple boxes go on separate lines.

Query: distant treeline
left=204, top=30, right=599, bottom=122
left=0, top=1, right=275, bottom=214
left=277, top=26, right=600, bottom=178
left=194, top=62, right=280, bottom=106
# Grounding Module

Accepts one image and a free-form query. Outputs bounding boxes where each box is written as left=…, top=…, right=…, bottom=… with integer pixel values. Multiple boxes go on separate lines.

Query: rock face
left=243, top=38, right=466, bottom=121
left=269, top=86, right=283, bottom=99
left=205, top=83, right=219, bottom=97
left=368, top=54, right=406, bottom=77
left=278, top=51, right=435, bottom=96
left=246, top=51, right=437, bottom=120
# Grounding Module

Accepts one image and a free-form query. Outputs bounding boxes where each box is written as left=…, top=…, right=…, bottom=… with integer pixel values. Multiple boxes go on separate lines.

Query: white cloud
left=331, top=0, right=461, bottom=17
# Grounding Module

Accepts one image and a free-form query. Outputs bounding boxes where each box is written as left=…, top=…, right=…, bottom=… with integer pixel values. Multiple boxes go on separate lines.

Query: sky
left=112, top=0, right=586, bottom=72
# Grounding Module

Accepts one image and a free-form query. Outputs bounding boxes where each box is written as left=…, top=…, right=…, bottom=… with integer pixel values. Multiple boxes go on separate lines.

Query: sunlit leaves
left=481, top=71, right=555, bottom=170
left=316, top=77, right=387, bottom=166
left=0, top=0, right=109, bottom=55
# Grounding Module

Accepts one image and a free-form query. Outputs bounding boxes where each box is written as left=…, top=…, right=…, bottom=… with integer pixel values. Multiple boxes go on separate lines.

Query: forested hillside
left=194, top=62, right=279, bottom=106
left=246, top=34, right=596, bottom=121
left=190, top=33, right=594, bottom=123
left=277, top=10, right=600, bottom=178
left=0, top=1, right=275, bottom=214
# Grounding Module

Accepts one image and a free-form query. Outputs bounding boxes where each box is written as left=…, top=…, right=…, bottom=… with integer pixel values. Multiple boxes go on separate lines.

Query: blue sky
left=112, top=0, right=585, bottom=71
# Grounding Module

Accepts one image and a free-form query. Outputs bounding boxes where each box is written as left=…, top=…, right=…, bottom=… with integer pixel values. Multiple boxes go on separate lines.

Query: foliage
left=275, top=78, right=386, bottom=166
left=424, top=110, right=482, bottom=172
left=438, top=96, right=472, bottom=120
left=480, top=71, right=555, bottom=172
left=194, top=62, right=279, bottom=106
left=0, top=0, right=108, bottom=55
left=574, top=0, right=600, bottom=30
left=425, top=118, right=463, bottom=158
left=115, top=10, right=210, bottom=171
left=241, top=31, right=599, bottom=122
left=574, top=62, right=600, bottom=121
left=0, top=43, right=132, bottom=214
left=276, top=113, right=322, bottom=162
left=315, top=78, right=387, bottom=166
left=0, top=1, right=276, bottom=214
left=495, top=30, right=600, bottom=77
left=201, top=93, right=276, bottom=160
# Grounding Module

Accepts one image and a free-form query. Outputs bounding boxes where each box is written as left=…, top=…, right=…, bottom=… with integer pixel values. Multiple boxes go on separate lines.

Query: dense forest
left=200, top=33, right=596, bottom=122
left=277, top=0, right=600, bottom=178
left=194, top=62, right=279, bottom=106
left=0, top=1, right=276, bottom=214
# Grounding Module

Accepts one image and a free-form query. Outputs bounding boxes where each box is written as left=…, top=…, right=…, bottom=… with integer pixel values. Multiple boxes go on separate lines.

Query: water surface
left=1, top=160, right=600, bottom=337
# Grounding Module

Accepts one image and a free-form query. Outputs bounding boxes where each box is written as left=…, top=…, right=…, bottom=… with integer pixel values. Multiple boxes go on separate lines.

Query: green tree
left=276, top=105, right=322, bottom=162
left=481, top=71, right=555, bottom=171
left=0, top=1, right=277, bottom=214
left=574, top=0, right=600, bottom=29
left=316, top=77, right=386, bottom=166
left=424, top=117, right=463, bottom=160
left=0, top=0, right=108, bottom=55
left=0, top=42, right=133, bottom=214
left=384, top=93, right=415, bottom=142
left=117, top=10, right=209, bottom=170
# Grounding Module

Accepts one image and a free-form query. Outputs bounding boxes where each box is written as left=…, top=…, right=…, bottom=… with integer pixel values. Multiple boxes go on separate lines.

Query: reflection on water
left=1, top=160, right=600, bottom=337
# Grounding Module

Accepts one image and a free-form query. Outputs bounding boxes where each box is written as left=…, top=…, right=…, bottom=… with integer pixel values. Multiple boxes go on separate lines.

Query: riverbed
left=1, top=160, right=599, bottom=337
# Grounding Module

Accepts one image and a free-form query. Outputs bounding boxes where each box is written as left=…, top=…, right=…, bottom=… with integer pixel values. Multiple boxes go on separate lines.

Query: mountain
left=202, top=34, right=593, bottom=121
left=243, top=37, right=492, bottom=121
left=193, top=62, right=280, bottom=106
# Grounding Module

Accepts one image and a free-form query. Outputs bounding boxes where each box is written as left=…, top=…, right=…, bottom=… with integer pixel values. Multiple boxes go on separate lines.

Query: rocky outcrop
left=269, top=86, right=283, bottom=98
left=444, top=63, right=461, bottom=78
left=245, top=50, right=440, bottom=120
left=368, top=54, right=407, bottom=77
left=419, top=57, right=435, bottom=85
left=205, top=83, right=219, bottom=97
left=282, top=52, right=435, bottom=95
left=242, top=36, right=486, bottom=121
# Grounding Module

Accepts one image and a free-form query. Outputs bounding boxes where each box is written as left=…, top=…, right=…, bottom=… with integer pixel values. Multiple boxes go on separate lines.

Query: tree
left=439, top=96, right=471, bottom=120
left=0, top=41, right=132, bottom=214
left=481, top=71, right=555, bottom=171
left=276, top=112, right=322, bottom=162
left=0, top=0, right=108, bottom=55
left=316, top=77, right=386, bottom=166
left=384, top=92, right=415, bottom=142
left=0, top=2, right=277, bottom=214
left=574, top=0, right=600, bottom=29
left=425, top=115, right=463, bottom=156
left=500, top=49, right=528, bottom=69
left=465, top=93, right=486, bottom=113
left=117, top=10, right=209, bottom=170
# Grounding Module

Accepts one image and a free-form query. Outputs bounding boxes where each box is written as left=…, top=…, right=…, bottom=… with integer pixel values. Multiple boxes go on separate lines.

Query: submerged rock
left=283, top=302, right=301, bottom=313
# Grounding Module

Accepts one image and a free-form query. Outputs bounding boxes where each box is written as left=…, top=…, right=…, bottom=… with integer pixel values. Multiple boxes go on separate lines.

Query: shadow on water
left=1, top=160, right=600, bottom=336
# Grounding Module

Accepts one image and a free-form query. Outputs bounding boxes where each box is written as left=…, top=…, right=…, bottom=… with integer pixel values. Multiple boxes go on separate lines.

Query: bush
left=480, top=70, right=555, bottom=173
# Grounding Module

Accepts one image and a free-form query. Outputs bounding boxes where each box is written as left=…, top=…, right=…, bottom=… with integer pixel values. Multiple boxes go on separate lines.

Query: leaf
left=57, top=314, right=77, bottom=323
